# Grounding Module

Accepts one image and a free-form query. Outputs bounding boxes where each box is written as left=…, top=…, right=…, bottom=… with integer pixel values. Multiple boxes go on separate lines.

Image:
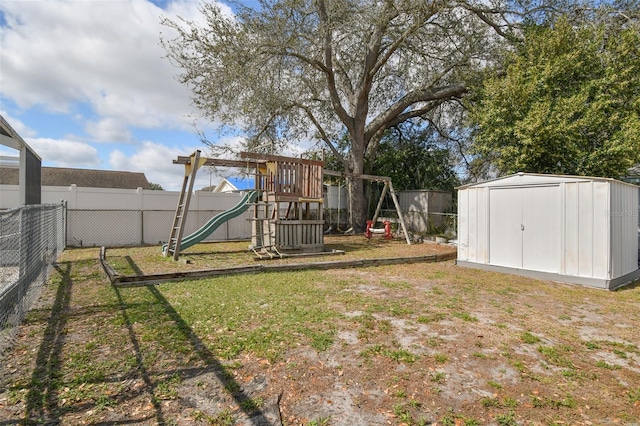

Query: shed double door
left=489, top=185, right=561, bottom=273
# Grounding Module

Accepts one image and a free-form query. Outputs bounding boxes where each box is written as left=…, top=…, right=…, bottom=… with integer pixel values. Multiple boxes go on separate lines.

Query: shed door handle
left=521, top=224, right=525, bottom=231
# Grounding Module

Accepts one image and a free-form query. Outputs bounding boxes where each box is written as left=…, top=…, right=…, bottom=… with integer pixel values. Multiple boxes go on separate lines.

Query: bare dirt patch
left=1, top=237, right=640, bottom=425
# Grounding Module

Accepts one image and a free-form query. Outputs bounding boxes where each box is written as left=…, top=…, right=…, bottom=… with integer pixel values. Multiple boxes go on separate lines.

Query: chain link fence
left=65, top=209, right=252, bottom=247
left=376, top=208, right=457, bottom=238
left=0, top=203, right=65, bottom=355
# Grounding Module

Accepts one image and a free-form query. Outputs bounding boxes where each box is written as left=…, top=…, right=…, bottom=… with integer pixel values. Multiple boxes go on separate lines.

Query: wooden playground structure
left=164, top=150, right=410, bottom=261
left=245, top=151, right=326, bottom=256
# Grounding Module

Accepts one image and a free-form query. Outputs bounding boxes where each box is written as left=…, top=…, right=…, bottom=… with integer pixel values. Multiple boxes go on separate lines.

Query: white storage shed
left=457, top=173, right=640, bottom=290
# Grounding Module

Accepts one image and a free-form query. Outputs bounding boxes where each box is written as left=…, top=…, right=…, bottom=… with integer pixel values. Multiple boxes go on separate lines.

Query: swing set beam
left=323, top=170, right=412, bottom=245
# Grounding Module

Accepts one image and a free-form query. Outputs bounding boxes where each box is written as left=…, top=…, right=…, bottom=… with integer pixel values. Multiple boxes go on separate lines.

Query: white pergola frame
left=0, top=115, right=42, bottom=205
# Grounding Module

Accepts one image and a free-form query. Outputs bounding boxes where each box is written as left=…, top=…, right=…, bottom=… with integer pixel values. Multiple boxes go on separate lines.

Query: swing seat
left=368, top=228, right=386, bottom=234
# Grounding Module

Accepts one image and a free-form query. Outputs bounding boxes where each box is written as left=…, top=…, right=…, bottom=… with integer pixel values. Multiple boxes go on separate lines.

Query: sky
left=0, top=0, right=259, bottom=191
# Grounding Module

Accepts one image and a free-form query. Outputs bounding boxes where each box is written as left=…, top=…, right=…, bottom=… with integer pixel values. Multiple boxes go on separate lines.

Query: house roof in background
left=212, top=178, right=238, bottom=193
left=226, top=176, right=254, bottom=190
left=197, top=185, right=217, bottom=192
left=0, top=166, right=152, bottom=189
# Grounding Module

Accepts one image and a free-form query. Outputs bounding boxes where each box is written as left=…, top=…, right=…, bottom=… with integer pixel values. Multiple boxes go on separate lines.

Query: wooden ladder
left=165, top=150, right=203, bottom=260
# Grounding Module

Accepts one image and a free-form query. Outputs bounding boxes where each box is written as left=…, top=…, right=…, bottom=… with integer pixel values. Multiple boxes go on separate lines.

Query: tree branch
left=294, top=102, right=347, bottom=166
left=462, top=3, right=521, bottom=42
left=369, top=6, right=435, bottom=80
left=316, top=0, right=354, bottom=131
left=364, top=100, right=444, bottom=160
left=364, top=83, right=468, bottom=142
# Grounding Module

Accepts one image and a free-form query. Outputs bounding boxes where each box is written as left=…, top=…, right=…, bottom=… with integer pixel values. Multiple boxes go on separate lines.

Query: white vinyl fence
left=1, top=185, right=252, bottom=247
left=398, top=190, right=454, bottom=234
left=1, top=184, right=456, bottom=247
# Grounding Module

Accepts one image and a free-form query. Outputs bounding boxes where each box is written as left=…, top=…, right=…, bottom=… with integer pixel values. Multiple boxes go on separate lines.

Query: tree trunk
left=345, top=140, right=368, bottom=232
left=346, top=175, right=367, bottom=233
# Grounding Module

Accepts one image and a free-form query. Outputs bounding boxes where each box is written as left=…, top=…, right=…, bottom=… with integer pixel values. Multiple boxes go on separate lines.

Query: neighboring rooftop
left=197, top=177, right=253, bottom=193
left=0, top=166, right=152, bottom=190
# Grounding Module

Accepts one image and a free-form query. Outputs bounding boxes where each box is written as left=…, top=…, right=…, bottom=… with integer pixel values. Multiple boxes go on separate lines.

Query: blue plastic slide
left=163, top=191, right=258, bottom=255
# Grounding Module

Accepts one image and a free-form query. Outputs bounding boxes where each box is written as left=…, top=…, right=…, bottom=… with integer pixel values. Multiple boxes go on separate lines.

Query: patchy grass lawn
left=1, top=236, right=639, bottom=425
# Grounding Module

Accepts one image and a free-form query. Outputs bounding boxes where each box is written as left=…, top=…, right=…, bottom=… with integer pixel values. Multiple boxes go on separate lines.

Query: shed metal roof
left=457, top=172, right=638, bottom=190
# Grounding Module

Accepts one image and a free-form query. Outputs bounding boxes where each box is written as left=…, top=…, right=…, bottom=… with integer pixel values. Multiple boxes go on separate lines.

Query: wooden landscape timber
left=100, top=246, right=457, bottom=288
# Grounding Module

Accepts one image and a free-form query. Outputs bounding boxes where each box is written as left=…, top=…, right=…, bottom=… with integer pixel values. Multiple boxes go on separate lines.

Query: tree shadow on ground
left=21, top=262, right=73, bottom=425
left=7, top=256, right=277, bottom=425
left=114, top=256, right=277, bottom=424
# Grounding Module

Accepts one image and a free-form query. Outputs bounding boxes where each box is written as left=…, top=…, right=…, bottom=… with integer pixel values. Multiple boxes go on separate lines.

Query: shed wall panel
left=577, top=182, right=594, bottom=277
left=610, top=181, right=639, bottom=276
left=457, top=189, right=469, bottom=261
left=468, top=188, right=478, bottom=262
left=489, top=188, right=523, bottom=268
left=477, top=187, right=489, bottom=263
left=522, top=185, right=561, bottom=273
left=564, top=182, right=579, bottom=276
left=592, top=182, right=610, bottom=279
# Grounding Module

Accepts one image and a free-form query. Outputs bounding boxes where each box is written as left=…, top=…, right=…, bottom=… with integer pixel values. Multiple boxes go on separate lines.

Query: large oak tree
left=162, top=0, right=557, bottom=230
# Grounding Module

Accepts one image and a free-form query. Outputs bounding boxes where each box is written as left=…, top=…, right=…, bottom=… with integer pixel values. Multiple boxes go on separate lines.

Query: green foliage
left=530, top=394, right=577, bottom=409
left=240, top=396, right=264, bottom=412
left=596, top=360, right=621, bottom=370
left=431, top=371, right=447, bottom=383
left=452, top=311, right=478, bottom=322
left=520, top=331, right=541, bottom=344
left=537, top=345, right=575, bottom=368
left=417, top=312, right=446, bottom=324
left=309, top=331, right=335, bottom=352
left=369, top=122, right=460, bottom=192
left=481, top=397, right=501, bottom=407
left=440, top=410, right=480, bottom=426
left=308, top=417, right=331, bottom=426
left=469, top=18, right=640, bottom=178
left=488, top=380, right=503, bottom=389
left=433, top=353, right=449, bottom=364
left=359, top=344, right=419, bottom=364
left=584, top=341, right=600, bottom=350
left=495, top=410, right=517, bottom=426
left=388, top=348, right=419, bottom=364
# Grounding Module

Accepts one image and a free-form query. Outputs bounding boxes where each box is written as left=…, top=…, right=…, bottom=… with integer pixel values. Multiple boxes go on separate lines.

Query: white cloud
left=0, top=0, right=305, bottom=192
left=109, top=140, right=214, bottom=191
left=0, top=110, right=37, bottom=139
left=85, top=117, right=134, bottom=143
left=0, top=0, right=212, bottom=133
left=27, top=138, right=101, bottom=168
